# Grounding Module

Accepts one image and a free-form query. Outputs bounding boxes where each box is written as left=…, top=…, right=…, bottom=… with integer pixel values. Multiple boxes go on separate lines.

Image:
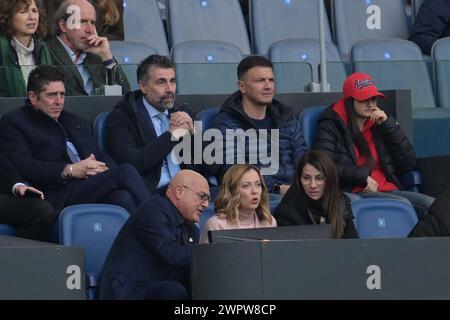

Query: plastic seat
left=59, top=204, right=130, bottom=299
left=352, top=198, right=418, bottom=238
left=93, top=111, right=110, bottom=153
left=432, top=37, right=450, bottom=108
left=0, top=224, right=15, bottom=236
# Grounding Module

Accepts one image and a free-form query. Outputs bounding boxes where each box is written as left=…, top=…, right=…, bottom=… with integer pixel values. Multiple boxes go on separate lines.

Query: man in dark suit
left=0, top=153, right=58, bottom=241
left=105, top=54, right=199, bottom=194
left=46, top=0, right=130, bottom=96
left=99, top=170, right=210, bottom=300
left=0, top=65, right=150, bottom=214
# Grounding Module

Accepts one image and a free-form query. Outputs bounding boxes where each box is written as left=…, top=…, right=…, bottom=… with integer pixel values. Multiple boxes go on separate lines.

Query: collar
left=57, top=36, right=87, bottom=65
left=142, top=96, right=169, bottom=119
left=11, top=37, right=34, bottom=54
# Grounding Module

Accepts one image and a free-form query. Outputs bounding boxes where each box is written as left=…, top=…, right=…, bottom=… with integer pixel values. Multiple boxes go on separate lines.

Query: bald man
left=99, top=170, right=210, bottom=300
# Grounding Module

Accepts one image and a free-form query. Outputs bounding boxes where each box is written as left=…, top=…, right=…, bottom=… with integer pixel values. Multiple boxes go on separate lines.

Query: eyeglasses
left=181, top=185, right=211, bottom=202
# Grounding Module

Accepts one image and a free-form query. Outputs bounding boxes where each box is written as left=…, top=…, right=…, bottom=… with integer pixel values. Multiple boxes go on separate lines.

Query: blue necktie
left=158, top=113, right=179, bottom=178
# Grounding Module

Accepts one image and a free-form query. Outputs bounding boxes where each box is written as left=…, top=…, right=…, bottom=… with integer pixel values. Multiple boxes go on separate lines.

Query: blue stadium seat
left=352, top=198, right=418, bottom=238
left=269, top=39, right=346, bottom=92
left=0, top=224, right=16, bottom=236
left=198, top=204, right=215, bottom=234
left=432, top=37, right=450, bottom=108
left=333, top=0, right=410, bottom=59
left=59, top=204, right=129, bottom=300
left=299, top=105, right=422, bottom=192
left=250, top=0, right=332, bottom=55
left=93, top=111, right=110, bottom=153
left=171, top=40, right=243, bottom=94
left=122, top=0, right=169, bottom=55
left=168, top=0, right=251, bottom=55
left=352, top=38, right=436, bottom=109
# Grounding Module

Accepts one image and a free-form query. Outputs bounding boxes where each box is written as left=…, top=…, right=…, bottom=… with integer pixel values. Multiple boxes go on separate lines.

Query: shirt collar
left=142, top=96, right=169, bottom=119
left=57, top=36, right=87, bottom=65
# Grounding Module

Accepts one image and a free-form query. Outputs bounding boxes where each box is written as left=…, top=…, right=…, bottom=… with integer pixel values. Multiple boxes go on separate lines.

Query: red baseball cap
left=343, top=72, right=386, bottom=101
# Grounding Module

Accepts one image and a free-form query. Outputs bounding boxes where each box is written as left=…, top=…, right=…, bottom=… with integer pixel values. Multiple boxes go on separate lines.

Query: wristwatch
left=273, top=184, right=281, bottom=194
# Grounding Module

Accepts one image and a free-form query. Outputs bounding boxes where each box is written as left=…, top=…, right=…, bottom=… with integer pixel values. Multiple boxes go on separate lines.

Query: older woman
left=0, top=0, right=52, bottom=96
left=200, top=164, right=276, bottom=243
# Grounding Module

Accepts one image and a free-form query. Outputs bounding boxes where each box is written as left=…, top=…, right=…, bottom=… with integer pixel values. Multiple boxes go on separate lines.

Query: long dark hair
left=344, top=98, right=375, bottom=171
left=296, top=150, right=345, bottom=238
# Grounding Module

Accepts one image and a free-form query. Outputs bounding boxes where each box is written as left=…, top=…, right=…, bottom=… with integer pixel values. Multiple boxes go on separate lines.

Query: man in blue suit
left=0, top=65, right=150, bottom=214
left=99, top=170, right=210, bottom=300
left=105, top=54, right=201, bottom=195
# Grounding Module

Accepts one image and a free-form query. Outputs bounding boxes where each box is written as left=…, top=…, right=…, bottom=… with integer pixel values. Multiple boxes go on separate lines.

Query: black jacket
left=274, top=183, right=359, bottom=239
left=314, top=104, right=416, bottom=192
left=0, top=153, right=22, bottom=195
left=105, top=90, right=199, bottom=193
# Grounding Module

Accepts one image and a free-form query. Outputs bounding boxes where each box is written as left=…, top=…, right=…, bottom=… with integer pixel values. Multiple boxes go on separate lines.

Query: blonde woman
left=200, top=164, right=276, bottom=243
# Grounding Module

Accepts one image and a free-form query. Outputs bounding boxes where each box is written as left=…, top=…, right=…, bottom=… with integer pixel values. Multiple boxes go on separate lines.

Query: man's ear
left=138, top=81, right=146, bottom=94
left=58, top=19, right=67, bottom=34
left=174, top=185, right=184, bottom=200
left=28, top=91, right=38, bottom=105
left=238, top=80, right=245, bottom=94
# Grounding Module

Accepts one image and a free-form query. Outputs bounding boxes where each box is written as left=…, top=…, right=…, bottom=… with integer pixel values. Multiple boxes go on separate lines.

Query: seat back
left=333, top=0, right=410, bottom=59
left=269, top=39, right=346, bottom=91
left=432, top=37, right=450, bottom=108
left=168, top=0, right=251, bottom=55
left=94, top=111, right=110, bottom=153
left=172, top=41, right=243, bottom=94
left=0, top=224, right=16, bottom=236
left=352, top=198, right=418, bottom=239
left=298, top=105, right=327, bottom=148
left=195, top=107, right=220, bottom=131
left=59, top=204, right=129, bottom=299
left=122, top=0, right=169, bottom=55
left=251, top=0, right=332, bottom=55
left=352, top=38, right=436, bottom=109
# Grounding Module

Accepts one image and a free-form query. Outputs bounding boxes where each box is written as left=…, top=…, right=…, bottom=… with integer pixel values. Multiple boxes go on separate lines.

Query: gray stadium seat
left=123, top=0, right=169, bottom=55
left=171, top=40, right=244, bottom=94
left=250, top=0, right=332, bottom=56
left=333, top=0, right=410, bottom=59
left=352, top=38, right=436, bottom=109
left=110, top=41, right=159, bottom=90
left=168, top=0, right=251, bottom=55
left=268, top=38, right=346, bottom=92
left=432, top=37, right=450, bottom=108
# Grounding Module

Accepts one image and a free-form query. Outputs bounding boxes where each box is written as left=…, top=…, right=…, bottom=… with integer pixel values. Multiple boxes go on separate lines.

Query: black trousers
left=0, top=195, right=58, bottom=241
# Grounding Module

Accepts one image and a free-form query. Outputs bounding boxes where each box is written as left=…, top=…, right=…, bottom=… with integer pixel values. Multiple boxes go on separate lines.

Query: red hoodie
left=333, top=99, right=397, bottom=193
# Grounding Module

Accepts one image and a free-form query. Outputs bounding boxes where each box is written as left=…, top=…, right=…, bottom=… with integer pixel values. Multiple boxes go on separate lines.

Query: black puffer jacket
left=314, top=103, right=416, bottom=192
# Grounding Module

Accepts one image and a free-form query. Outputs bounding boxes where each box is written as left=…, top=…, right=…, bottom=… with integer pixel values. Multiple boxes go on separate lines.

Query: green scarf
left=0, top=35, right=53, bottom=96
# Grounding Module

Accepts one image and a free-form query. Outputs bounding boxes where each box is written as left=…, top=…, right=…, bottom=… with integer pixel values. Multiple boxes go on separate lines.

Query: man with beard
left=45, top=0, right=130, bottom=96
left=105, top=54, right=197, bottom=194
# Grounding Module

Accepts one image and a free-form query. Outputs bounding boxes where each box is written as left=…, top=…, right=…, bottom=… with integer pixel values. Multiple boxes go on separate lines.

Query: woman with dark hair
left=314, top=72, right=434, bottom=218
left=274, top=150, right=358, bottom=239
left=200, top=164, right=276, bottom=243
left=0, top=0, right=52, bottom=96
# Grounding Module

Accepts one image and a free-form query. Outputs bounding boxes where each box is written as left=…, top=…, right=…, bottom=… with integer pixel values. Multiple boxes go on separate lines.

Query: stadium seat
left=171, top=40, right=243, bottom=94
left=352, top=198, right=418, bottom=238
left=432, top=37, right=450, bottom=108
left=333, top=0, right=410, bottom=59
left=168, top=0, right=251, bottom=55
left=198, top=204, right=215, bottom=234
left=299, top=105, right=422, bottom=192
left=0, top=224, right=15, bottom=236
left=59, top=204, right=129, bottom=300
left=352, top=38, right=436, bottom=109
left=122, top=0, right=169, bottom=55
left=268, top=39, right=346, bottom=92
left=250, top=0, right=332, bottom=55
left=109, top=41, right=158, bottom=91
left=93, top=111, right=110, bottom=153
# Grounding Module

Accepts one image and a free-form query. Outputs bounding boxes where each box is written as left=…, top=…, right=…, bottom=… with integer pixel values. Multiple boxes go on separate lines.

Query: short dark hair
left=27, top=65, right=65, bottom=94
left=136, top=54, right=175, bottom=83
left=237, top=55, right=273, bottom=80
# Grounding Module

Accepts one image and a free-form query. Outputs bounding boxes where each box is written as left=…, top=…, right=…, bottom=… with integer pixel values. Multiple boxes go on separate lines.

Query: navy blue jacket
left=105, top=90, right=200, bottom=193
left=409, top=0, right=450, bottom=55
left=98, top=195, right=199, bottom=299
left=0, top=101, right=115, bottom=211
left=212, top=91, right=307, bottom=192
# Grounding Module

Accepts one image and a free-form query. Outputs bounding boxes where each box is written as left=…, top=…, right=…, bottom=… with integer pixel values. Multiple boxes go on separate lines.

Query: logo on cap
left=354, top=79, right=375, bottom=90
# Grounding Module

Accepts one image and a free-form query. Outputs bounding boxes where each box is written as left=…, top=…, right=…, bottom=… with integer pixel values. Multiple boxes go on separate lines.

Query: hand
left=370, top=107, right=387, bottom=125
left=84, top=34, right=113, bottom=62
left=71, top=154, right=109, bottom=179
left=169, top=112, right=194, bottom=137
left=363, top=176, right=378, bottom=192
left=279, top=184, right=290, bottom=196
left=15, top=185, right=44, bottom=200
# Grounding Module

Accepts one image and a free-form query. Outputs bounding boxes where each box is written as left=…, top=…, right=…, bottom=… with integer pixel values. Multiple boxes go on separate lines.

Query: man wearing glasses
left=99, top=170, right=210, bottom=300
